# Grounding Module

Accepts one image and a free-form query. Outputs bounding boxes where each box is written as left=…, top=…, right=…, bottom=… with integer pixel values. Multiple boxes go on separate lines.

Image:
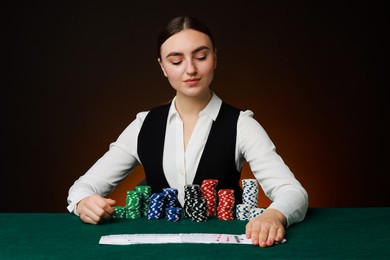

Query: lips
left=184, top=78, right=200, bottom=83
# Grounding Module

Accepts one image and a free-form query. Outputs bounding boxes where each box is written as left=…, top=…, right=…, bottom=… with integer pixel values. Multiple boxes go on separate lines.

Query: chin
left=183, top=88, right=209, bottom=98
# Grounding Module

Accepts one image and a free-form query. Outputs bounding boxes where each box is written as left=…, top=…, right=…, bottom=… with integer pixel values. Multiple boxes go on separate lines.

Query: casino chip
left=147, top=187, right=183, bottom=222
left=162, top=188, right=180, bottom=208
left=184, top=184, right=202, bottom=218
left=125, top=190, right=142, bottom=219
left=217, top=189, right=235, bottom=220
left=201, top=179, right=218, bottom=217
left=113, top=206, right=126, bottom=218
left=112, top=185, right=152, bottom=219
left=162, top=188, right=182, bottom=222
left=165, top=207, right=182, bottom=222
left=135, top=185, right=152, bottom=217
left=183, top=184, right=209, bottom=221
left=147, top=192, right=166, bottom=220
left=235, top=203, right=251, bottom=221
left=190, top=197, right=208, bottom=222
left=116, top=179, right=265, bottom=223
left=235, top=178, right=262, bottom=221
left=241, top=179, right=259, bottom=209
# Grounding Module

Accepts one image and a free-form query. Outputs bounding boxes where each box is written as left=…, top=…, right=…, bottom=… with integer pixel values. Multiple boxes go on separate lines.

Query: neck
left=175, top=90, right=212, bottom=117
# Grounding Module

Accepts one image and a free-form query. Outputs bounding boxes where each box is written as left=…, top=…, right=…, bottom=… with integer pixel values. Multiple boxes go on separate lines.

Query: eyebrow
left=165, top=46, right=210, bottom=58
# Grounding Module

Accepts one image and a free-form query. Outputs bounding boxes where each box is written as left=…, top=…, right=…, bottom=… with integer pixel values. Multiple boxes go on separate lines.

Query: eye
left=195, top=54, right=207, bottom=61
left=168, top=58, right=183, bottom=65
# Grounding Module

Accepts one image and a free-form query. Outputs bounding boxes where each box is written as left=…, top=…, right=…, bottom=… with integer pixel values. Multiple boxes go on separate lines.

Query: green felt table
left=0, top=208, right=389, bottom=259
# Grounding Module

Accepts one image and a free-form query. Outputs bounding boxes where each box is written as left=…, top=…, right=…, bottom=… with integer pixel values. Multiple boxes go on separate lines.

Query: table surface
left=1, top=207, right=389, bottom=259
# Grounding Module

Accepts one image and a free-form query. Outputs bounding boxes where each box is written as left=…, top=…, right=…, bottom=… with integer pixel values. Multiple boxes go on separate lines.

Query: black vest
left=137, top=102, right=243, bottom=203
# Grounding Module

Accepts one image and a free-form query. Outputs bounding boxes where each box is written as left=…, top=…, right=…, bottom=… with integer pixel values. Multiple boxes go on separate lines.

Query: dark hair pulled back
left=157, top=16, right=215, bottom=59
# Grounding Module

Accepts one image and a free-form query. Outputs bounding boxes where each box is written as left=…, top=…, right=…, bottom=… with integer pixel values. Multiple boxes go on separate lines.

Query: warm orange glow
left=108, top=166, right=146, bottom=206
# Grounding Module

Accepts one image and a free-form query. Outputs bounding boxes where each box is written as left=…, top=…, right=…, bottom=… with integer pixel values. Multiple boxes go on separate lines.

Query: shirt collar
left=168, top=92, right=222, bottom=123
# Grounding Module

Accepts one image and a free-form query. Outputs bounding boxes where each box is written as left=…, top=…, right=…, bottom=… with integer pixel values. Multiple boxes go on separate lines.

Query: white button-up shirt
left=67, top=93, right=308, bottom=226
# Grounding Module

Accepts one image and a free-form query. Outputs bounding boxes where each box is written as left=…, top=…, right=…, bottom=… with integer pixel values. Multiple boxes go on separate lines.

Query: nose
left=186, top=60, right=197, bottom=75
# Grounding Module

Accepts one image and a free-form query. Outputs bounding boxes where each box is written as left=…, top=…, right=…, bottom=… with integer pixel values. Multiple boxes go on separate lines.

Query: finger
left=102, top=199, right=117, bottom=219
left=80, top=207, right=101, bottom=224
left=107, top=198, right=116, bottom=206
left=258, top=225, right=270, bottom=247
left=103, top=199, right=116, bottom=217
left=92, top=200, right=114, bottom=220
left=250, top=223, right=261, bottom=246
left=266, top=226, right=278, bottom=246
left=275, top=227, right=285, bottom=242
left=81, top=198, right=107, bottom=222
left=82, top=214, right=99, bottom=225
left=245, top=222, right=252, bottom=238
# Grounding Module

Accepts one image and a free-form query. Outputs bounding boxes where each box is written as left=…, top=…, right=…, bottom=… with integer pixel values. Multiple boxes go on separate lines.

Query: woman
left=67, top=16, right=308, bottom=247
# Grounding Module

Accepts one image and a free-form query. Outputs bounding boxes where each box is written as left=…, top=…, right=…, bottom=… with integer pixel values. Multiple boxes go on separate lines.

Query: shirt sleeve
left=236, top=110, right=308, bottom=227
left=66, top=111, right=149, bottom=214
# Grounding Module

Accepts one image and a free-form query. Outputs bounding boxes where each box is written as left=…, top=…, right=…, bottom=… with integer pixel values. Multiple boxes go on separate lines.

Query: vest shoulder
left=221, top=102, right=242, bottom=114
left=147, top=102, right=171, bottom=114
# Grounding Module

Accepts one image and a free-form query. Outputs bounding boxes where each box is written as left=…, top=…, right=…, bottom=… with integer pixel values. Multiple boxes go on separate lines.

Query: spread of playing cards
left=99, top=233, right=286, bottom=245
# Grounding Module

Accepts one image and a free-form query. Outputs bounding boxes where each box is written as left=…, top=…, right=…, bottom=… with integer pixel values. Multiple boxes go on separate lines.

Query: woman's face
left=158, top=29, right=217, bottom=98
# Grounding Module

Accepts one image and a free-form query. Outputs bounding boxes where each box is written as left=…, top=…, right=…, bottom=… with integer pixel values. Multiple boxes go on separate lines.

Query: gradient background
left=3, top=1, right=388, bottom=212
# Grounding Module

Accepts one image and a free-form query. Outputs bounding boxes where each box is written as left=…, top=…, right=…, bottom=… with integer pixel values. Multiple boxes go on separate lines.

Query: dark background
left=2, top=1, right=388, bottom=212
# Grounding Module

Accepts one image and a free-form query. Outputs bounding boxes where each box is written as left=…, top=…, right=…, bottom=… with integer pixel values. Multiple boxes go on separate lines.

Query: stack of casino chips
left=182, top=184, right=209, bottom=222
left=125, top=190, right=142, bottom=219
left=147, top=192, right=166, bottom=219
left=190, top=197, right=208, bottom=222
left=237, top=179, right=266, bottom=221
left=241, top=179, right=259, bottom=209
left=113, top=206, right=126, bottom=218
left=162, top=188, right=182, bottom=222
left=183, top=184, right=202, bottom=218
left=235, top=203, right=251, bottom=221
left=135, top=185, right=151, bottom=217
left=165, top=207, right=182, bottom=222
left=200, top=179, right=218, bottom=216
left=235, top=179, right=259, bottom=220
left=162, top=188, right=179, bottom=208
left=217, top=189, right=235, bottom=220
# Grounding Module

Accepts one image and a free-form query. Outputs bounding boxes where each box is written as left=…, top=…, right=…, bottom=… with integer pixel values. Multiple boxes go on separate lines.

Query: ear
left=158, top=58, right=168, bottom=77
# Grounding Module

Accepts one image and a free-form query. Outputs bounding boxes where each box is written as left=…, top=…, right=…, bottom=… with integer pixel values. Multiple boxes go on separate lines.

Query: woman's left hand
left=245, top=208, right=287, bottom=247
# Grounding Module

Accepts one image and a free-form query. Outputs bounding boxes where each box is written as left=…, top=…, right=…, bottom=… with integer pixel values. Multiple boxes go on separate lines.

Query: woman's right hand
left=76, top=194, right=116, bottom=224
